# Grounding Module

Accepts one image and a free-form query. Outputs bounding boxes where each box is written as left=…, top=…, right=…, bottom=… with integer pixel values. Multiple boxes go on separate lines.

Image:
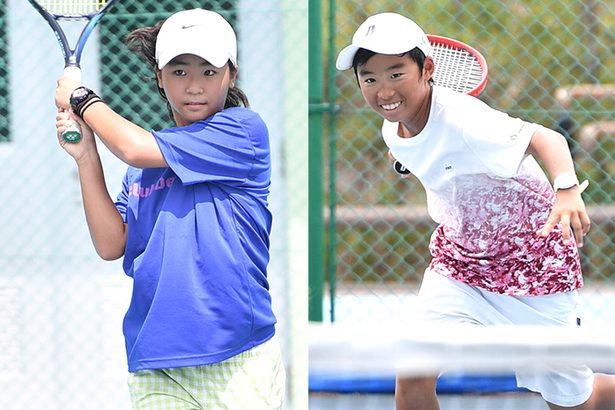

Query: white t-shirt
left=382, top=86, right=582, bottom=296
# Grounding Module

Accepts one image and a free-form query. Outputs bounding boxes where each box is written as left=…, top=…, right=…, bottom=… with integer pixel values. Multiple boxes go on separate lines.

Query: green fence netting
left=1, top=1, right=306, bottom=408
left=319, top=0, right=615, bottom=323
left=0, top=4, right=8, bottom=143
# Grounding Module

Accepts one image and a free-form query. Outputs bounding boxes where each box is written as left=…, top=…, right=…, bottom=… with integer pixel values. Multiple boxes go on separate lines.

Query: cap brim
left=157, top=48, right=231, bottom=70
left=335, top=45, right=360, bottom=70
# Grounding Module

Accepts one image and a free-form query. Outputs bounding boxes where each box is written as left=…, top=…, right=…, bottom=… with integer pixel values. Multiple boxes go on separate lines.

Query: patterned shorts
left=127, top=336, right=285, bottom=410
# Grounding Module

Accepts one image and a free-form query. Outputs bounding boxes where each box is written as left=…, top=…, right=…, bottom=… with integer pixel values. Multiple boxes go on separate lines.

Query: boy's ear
left=423, top=56, right=435, bottom=82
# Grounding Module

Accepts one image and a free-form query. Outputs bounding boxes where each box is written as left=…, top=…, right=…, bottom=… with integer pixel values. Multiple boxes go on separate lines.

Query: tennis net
left=309, top=322, right=615, bottom=409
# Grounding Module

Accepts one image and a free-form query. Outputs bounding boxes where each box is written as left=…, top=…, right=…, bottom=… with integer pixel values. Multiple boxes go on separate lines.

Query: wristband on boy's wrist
left=553, top=172, right=579, bottom=191
left=70, top=86, right=103, bottom=119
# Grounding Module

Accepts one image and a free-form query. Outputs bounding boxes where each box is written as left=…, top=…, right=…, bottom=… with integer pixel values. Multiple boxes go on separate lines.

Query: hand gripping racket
left=27, top=0, right=117, bottom=143
left=393, top=34, right=489, bottom=175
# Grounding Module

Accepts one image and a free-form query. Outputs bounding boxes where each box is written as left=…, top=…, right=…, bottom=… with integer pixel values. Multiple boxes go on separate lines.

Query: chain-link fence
left=0, top=5, right=7, bottom=144
left=314, top=0, right=615, bottom=324
left=0, top=0, right=306, bottom=409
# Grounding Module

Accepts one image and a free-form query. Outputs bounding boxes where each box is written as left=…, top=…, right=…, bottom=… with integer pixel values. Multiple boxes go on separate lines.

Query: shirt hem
left=127, top=328, right=276, bottom=373
left=435, top=270, right=583, bottom=297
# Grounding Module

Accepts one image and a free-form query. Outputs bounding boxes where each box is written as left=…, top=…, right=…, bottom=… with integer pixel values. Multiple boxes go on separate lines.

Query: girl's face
left=356, top=53, right=433, bottom=125
left=156, top=54, right=237, bottom=127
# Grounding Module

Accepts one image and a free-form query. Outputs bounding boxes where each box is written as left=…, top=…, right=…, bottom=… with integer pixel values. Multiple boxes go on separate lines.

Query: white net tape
left=310, top=323, right=615, bottom=378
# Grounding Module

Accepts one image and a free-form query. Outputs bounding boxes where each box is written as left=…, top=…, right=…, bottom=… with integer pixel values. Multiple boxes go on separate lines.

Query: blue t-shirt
left=114, top=107, right=276, bottom=372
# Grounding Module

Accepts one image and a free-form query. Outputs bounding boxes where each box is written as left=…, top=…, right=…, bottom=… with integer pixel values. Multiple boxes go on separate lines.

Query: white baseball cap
left=336, top=12, right=432, bottom=70
left=155, top=9, right=237, bottom=70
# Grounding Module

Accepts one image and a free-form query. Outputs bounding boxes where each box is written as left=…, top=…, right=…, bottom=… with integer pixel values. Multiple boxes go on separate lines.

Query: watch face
left=74, top=88, right=88, bottom=99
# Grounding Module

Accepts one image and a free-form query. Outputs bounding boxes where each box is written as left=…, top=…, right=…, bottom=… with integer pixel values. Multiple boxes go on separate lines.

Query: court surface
left=310, top=393, right=549, bottom=410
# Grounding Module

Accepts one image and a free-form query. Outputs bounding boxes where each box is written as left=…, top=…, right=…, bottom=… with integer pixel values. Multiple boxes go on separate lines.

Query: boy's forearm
left=527, top=126, right=577, bottom=183
left=76, top=151, right=127, bottom=260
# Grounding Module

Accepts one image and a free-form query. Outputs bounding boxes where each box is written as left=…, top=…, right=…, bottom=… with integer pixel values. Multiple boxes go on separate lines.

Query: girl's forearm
left=82, top=102, right=167, bottom=168
left=76, top=151, right=127, bottom=260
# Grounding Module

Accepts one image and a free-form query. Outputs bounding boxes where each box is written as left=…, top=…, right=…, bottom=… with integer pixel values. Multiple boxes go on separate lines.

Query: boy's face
left=356, top=53, right=433, bottom=124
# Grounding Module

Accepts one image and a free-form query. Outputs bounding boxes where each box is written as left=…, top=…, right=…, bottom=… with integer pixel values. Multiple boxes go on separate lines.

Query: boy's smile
left=381, top=101, right=402, bottom=111
left=357, top=53, right=433, bottom=136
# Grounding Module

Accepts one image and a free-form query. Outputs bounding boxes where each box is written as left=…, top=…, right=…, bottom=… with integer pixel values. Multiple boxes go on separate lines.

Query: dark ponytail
left=124, top=21, right=161, bottom=71
left=224, top=64, right=250, bottom=108
left=124, top=20, right=249, bottom=118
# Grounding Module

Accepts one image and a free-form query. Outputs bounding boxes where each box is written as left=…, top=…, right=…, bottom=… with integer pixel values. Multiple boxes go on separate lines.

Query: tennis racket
left=394, top=34, right=488, bottom=175
left=27, top=0, right=117, bottom=143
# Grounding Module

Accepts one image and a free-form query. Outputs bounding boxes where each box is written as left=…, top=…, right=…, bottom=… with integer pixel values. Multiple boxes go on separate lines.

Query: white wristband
left=553, top=172, right=579, bottom=191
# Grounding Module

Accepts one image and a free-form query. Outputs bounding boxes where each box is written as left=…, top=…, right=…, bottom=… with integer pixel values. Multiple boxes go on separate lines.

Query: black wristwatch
left=70, top=86, right=101, bottom=118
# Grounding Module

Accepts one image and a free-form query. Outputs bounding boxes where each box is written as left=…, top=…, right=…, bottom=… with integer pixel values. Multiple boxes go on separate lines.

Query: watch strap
left=70, top=86, right=103, bottom=119
left=553, top=172, right=579, bottom=191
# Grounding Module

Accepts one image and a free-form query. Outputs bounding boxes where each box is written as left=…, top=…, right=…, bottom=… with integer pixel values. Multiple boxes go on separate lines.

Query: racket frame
left=27, top=0, right=116, bottom=68
left=427, top=34, right=489, bottom=97
left=27, top=0, right=116, bottom=143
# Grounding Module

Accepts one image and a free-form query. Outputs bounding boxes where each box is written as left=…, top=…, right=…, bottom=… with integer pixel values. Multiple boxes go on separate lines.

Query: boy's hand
left=537, top=182, right=590, bottom=247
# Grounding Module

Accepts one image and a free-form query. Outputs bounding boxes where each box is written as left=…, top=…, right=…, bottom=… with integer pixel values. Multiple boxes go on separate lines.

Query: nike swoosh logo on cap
left=182, top=24, right=198, bottom=29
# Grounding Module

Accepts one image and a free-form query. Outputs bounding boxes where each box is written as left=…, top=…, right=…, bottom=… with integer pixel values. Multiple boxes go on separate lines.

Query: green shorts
left=127, top=336, right=285, bottom=410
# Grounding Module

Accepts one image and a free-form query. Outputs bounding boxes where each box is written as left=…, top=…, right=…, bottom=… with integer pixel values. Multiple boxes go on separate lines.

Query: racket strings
left=36, top=0, right=107, bottom=16
left=432, top=44, right=484, bottom=94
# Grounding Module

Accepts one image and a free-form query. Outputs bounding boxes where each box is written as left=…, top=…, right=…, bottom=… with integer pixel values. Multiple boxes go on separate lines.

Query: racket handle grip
left=62, top=65, right=82, bottom=143
left=62, top=120, right=82, bottom=143
left=64, top=65, right=82, bottom=82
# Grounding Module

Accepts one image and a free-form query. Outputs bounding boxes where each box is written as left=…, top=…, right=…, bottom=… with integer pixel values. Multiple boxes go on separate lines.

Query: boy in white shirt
left=336, top=12, right=615, bottom=410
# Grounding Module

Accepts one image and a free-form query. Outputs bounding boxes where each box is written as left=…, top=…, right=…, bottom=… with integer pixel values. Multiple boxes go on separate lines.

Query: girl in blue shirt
left=54, top=9, right=284, bottom=409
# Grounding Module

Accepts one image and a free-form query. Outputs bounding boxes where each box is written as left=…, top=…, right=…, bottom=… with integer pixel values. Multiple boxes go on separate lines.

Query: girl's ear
left=423, top=56, right=435, bottom=82
left=229, top=65, right=238, bottom=88
left=155, top=70, right=163, bottom=89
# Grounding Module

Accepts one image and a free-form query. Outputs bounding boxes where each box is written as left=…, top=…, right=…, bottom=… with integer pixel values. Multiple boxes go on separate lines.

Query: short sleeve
left=152, top=108, right=270, bottom=187
left=462, top=99, right=539, bottom=178
left=114, top=170, right=130, bottom=223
